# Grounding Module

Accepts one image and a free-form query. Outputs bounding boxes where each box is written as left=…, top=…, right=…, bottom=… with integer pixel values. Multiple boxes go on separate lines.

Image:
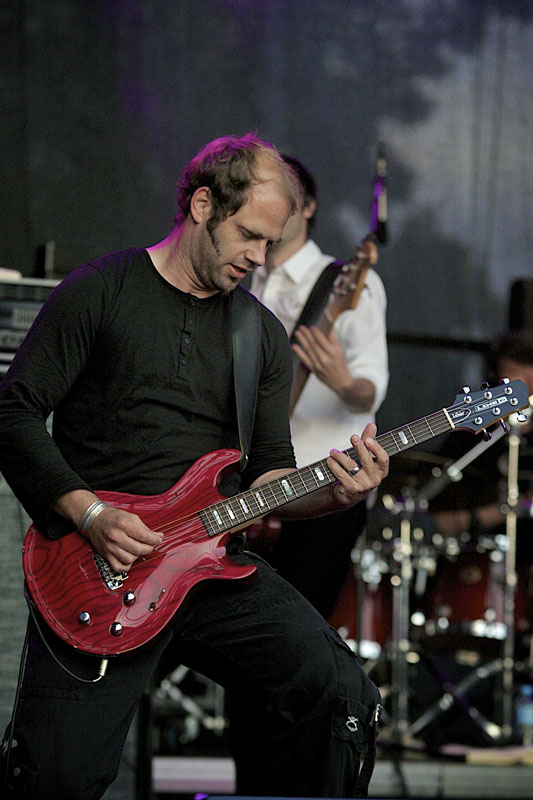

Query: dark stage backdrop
left=1, top=1, right=532, bottom=785
left=2, top=0, right=533, bottom=426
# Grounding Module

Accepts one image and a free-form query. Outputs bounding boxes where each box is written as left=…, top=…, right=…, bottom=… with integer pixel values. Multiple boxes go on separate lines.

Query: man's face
left=193, top=180, right=291, bottom=294
left=266, top=197, right=316, bottom=268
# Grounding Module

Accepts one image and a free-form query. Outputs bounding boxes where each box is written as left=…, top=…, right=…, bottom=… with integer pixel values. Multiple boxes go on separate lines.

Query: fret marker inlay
left=281, top=478, right=294, bottom=497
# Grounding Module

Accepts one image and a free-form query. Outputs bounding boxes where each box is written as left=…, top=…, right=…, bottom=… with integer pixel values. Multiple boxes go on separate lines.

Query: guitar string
left=137, top=410, right=456, bottom=544
left=104, top=390, right=522, bottom=573
left=148, top=428, right=452, bottom=541
left=119, top=392, right=518, bottom=548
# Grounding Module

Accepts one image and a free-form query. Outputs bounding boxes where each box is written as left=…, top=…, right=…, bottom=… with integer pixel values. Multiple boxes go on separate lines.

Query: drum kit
left=329, top=416, right=533, bottom=750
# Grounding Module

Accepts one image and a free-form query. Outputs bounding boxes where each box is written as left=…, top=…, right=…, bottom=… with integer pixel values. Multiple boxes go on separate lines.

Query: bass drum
left=328, top=561, right=393, bottom=660
left=423, top=539, right=533, bottom=650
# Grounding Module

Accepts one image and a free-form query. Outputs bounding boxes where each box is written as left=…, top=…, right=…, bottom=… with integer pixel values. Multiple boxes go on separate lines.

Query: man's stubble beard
left=193, top=220, right=234, bottom=295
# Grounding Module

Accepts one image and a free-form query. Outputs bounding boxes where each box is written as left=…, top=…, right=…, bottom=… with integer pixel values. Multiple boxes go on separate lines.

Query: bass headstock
left=333, top=239, right=378, bottom=299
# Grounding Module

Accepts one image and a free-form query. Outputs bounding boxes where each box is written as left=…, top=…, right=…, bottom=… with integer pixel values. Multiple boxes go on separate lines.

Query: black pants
left=256, top=504, right=367, bottom=619
left=2, top=545, right=380, bottom=799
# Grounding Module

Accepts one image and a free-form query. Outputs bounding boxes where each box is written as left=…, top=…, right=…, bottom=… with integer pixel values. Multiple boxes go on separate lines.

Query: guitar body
left=23, top=448, right=257, bottom=656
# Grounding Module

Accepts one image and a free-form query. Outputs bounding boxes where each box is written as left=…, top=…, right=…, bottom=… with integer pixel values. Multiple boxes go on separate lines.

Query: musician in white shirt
left=249, top=155, right=389, bottom=618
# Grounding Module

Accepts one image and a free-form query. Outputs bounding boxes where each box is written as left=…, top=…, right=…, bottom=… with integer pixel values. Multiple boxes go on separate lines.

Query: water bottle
left=515, top=684, right=533, bottom=746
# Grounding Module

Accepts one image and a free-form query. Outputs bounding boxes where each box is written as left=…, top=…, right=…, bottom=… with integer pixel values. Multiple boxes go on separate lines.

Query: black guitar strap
left=240, top=259, right=344, bottom=343
left=233, top=260, right=343, bottom=453
left=288, top=259, right=344, bottom=342
left=231, top=287, right=262, bottom=471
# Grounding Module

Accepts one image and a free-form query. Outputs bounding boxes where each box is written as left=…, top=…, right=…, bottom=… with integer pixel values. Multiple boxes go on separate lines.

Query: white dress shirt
left=250, top=239, right=389, bottom=468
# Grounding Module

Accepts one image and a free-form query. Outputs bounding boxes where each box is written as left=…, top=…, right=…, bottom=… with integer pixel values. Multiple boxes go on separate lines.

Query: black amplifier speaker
left=0, top=277, right=58, bottom=375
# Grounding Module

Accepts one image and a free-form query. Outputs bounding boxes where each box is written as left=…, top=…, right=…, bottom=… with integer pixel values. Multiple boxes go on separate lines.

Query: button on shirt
left=250, top=239, right=389, bottom=468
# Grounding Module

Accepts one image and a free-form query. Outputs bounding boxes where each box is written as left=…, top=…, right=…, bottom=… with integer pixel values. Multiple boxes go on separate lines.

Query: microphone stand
left=416, top=423, right=508, bottom=504
left=501, top=420, right=521, bottom=737
left=390, top=498, right=415, bottom=740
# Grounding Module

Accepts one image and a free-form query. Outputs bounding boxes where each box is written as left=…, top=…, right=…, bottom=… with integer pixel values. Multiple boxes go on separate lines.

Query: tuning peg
left=480, top=381, right=489, bottom=390
left=481, top=429, right=492, bottom=441
left=500, top=420, right=509, bottom=433
left=515, top=413, right=528, bottom=424
left=500, top=377, right=510, bottom=384
left=461, top=386, right=471, bottom=394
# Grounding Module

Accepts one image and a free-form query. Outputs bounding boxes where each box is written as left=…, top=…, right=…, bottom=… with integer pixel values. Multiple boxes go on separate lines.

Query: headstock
left=446, top=379, right=530, bottom=436
left=332, top=239, right=378, bottom=299
left=325, top=239, right=379, bottom=326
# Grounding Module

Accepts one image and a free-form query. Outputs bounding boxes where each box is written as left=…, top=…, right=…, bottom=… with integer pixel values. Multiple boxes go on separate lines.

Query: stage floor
left=151, top=752, right=533, bottom=798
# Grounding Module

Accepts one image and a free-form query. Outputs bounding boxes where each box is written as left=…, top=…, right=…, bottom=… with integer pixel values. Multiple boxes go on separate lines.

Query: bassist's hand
left=292, top=325, right=376, bottom=411
left=292, top=325, right=350, bottom=391
left=84, top=507, right=164, bottom=572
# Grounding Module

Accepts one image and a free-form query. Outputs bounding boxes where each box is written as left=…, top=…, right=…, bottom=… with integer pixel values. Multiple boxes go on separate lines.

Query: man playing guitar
left=248, top=155, right=389, bottom=619
left=0, top=133, right=388, bottom=800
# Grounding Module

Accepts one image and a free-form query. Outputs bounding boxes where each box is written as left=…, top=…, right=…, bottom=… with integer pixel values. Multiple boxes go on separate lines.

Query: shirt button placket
left=178, top=297, right=195, bottom=375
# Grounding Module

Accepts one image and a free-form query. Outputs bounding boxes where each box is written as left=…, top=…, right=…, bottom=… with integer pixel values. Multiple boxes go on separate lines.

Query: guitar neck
left=288, top=279, right=354, bottom=416
left=288, top=304, right=336, bottom=416
left=200, top=407, right=453, bottom=537
left=289, top=250, right=374, bottom=417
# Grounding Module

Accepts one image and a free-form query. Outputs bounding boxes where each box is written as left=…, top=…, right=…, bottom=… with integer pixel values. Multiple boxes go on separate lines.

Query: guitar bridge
left=93, top=551, right=128, bottom=590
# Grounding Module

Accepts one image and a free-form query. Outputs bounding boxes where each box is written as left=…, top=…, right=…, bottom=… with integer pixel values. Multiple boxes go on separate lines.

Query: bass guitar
left=23, top=380, right=530, bottom=656
left=289, top=238, right=378, bottom=415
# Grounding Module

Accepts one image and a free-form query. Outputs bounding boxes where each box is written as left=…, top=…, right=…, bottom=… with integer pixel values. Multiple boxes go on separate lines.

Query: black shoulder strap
left=288, top=259, right=343, bottom=341
left=231, top=287, right=262, bottom=471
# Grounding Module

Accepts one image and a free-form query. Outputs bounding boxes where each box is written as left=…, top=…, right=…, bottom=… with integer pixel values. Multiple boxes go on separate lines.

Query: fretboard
left=199, top=408, right=453, bottom=537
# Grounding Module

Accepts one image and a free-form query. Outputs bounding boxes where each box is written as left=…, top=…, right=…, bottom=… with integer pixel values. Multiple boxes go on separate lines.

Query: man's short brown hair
left=176, top=132, right=303, bottom=232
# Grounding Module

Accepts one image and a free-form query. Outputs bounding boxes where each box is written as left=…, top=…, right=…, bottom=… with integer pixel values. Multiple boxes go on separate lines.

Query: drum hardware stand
left=404, top=656, right=506, bottom=742
left=354, top=529, right=366, bottom=664
left=153, top=665, right=226, bottom=743
left=349, top=528, right=390, bottom=672
left=407, top=389, right=529, bottom=745
left=500, top=416, right=523, bottom=737
left=385, top=494, right=418, bottom=741
left=416, top=414, right=509, bottom=504
left=372, top=489, right=430, bottom=740
left=393, top=512, right=414, bottom=738
left=379, top=421, right=506, bottom=744
left=136, top=667, right=226, bottom=800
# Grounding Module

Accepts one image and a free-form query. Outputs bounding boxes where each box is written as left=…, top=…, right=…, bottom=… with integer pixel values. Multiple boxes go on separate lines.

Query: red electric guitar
left=23, top=380, right=530, bottom=656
